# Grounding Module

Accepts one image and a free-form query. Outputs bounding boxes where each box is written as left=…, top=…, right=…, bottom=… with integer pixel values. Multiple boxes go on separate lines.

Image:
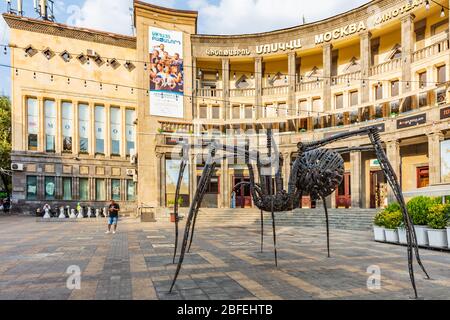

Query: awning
left=403, top=184, right=450, bottom=198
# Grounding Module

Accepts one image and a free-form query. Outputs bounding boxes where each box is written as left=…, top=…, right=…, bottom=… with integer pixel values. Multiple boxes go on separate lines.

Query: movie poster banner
left=149, top=27, right=184, bottom=118
left=441, top=140, right=450, bottom=183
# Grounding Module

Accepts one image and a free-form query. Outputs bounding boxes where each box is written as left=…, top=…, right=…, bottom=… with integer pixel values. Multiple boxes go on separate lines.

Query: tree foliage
left=0, top=96, right=11, bottom=195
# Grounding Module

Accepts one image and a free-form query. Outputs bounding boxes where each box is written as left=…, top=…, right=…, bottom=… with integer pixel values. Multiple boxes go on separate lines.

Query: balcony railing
left=197, top=88, right=223, bottom=98
left=370, top=58, right=402, bottom=76
left=296, top=79, right=324, bottom=92
left=331, top=71, right=362, bottom=86
left=262, top=85, right=289, bottom=96
left=413, top=38, right=450, bottom=62
left=230, top=88, right=256, bottom=97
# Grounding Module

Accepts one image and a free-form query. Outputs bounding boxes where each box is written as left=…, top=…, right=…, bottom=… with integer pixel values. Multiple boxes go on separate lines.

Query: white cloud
left=0, top=14, right=9, bottom=44
left=68, top=0, right=175, bottom=35
left=188, top=0, right=369, bottom=35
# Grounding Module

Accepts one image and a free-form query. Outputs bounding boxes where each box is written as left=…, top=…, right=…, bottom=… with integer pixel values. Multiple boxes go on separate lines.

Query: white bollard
left=77, top=207, right=84, bottom=219
left=69, top=209, right=77, bottom=219
left=43, top=208, right=51, bottom=219
left=87, top=207, right=92, bottom=218
left=59, top=207, right=66, bottom=219
left=95, top=208, right=100, bottom=218
left=103, top=207, right=108, bottom=218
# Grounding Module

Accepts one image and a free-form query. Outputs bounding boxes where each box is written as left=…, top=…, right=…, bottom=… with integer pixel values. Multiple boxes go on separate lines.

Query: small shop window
left=44, top=176, right=56, bottom=200
left=26, top=176, right=38, bottom=200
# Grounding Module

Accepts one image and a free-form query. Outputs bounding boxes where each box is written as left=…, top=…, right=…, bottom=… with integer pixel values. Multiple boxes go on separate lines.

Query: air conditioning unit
left=86, top=49, right=98, bottom=57
left=126, top=169, right=136, bottom=176
left=11, top=163, right=24, bottom=171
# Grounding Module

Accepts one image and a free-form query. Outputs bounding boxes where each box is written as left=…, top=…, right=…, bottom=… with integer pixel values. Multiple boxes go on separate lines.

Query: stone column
left=386, top=140, right=401, bottom=203
left=89, top=102, right=95, bottom=156
left=105, top=104, right=111, bottom=157
left=428, top=131, right=444, bottom=185
left=255, top=57, right=263, bottom=119
left=222, top=59, right=230, bottom=121
left=73, top=101, right=79, bottom=155
left=350, top=151, right=362, bottom=208
left=401, top=14, right=415, bottom=93
left=360, top=31, right=372, bottom=103
left=288, top=52, right=297, bottom=115
left=156, top=153, right=165, bottom=207
left=190, top=154, right=196, bottom=205
left=120, top=107, right=126, bottom=158
left=322, top=43, right=333, bottom=112
left=221, top=158, right=229, bottom=208
left=55, top=99, right=62, bottom=154
left=38, top=97, right=45, bottom=152
left=192, top=58, right=198, bottom=120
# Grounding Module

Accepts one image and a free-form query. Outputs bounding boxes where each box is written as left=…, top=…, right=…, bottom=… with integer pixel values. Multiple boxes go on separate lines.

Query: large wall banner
left=149, top=27, right=184, bottom=118
left=441, top=140, right=450, bottom=183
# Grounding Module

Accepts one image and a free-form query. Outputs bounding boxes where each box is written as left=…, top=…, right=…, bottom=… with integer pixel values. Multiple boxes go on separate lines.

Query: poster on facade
left=441, top=140, right=450, bottom=183
left=149, top=27, right=184, bottom=118
left=165, top=159, right=189, bottom=207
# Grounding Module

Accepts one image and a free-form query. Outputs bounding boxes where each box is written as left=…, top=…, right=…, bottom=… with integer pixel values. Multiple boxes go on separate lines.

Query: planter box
left=414, top=225, right=429, bottom=246
left=448, top=227, right=450, bottom=249
left=427, top=229, right=448, bottom=248
left=385, top=229, right=399, bottom=243
left=373, top=226, right=386, bottom=242
left=398, top=227, right=407, bottom=244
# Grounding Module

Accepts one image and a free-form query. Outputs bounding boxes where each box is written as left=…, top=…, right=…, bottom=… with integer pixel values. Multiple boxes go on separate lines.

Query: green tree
left=0, top=96, right=11, bottom=196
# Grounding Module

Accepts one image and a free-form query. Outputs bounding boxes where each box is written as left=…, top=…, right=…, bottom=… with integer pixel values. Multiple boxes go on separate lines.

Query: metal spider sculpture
left=169, top=127, right=430, bottom=299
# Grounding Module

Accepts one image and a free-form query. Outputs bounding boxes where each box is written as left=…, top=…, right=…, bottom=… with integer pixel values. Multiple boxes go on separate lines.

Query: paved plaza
left=0, top=215, right=449, bottom=300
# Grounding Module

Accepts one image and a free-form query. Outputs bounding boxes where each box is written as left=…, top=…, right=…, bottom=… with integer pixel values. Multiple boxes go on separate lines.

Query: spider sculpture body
left=169, top=127, right=430, bottom=299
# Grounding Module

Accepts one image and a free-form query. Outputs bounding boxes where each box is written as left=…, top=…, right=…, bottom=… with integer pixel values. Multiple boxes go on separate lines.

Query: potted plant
left=427, top=204, right=449, bottom=248
left=384, top=210, right=402, bottom=243
left=373, top=210, right=386, bottom=242
left=168, top=197, right=183, bottom=223
left=407, top=196, right=440, bottom=246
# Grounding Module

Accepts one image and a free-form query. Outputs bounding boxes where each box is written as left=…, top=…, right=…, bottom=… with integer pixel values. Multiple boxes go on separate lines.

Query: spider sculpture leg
left=368, top=129, right=429, bottom=298
left=321, top=196, right=331, bottom=258
left=172, top=160, right=187, bottom=264
left=169, top=161, right=217, bottom=293
left=260, top=210, right=264, bottom=253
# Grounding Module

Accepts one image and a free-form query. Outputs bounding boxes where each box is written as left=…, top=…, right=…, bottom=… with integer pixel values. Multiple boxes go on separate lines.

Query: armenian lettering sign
left=149, top=27, right=184, bottom=118
left=397, top=114, right=426, bottom=129
left=440, top=106, right=450, bottom=120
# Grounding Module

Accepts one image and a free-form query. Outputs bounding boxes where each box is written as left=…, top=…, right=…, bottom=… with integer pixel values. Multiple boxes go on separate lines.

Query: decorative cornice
left=2, top=13, right=136, bottom=49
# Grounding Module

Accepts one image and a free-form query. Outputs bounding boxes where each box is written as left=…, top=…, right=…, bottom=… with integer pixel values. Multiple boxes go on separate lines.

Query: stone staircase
left=189, top=208, right=377, bottom=231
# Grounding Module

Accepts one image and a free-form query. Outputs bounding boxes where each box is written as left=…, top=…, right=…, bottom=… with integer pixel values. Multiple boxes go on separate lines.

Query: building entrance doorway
left=370, top=170, right=387, bottom=209
left=233, top=176, right=252, bottom=208
left=336, top=172, right=351, bottom=208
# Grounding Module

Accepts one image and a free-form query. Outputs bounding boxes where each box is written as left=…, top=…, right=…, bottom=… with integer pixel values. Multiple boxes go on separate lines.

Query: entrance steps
left=190, top=208, right=377, bottom=231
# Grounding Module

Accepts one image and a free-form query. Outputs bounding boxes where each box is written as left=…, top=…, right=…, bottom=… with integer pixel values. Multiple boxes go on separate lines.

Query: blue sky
left=0, top=0, right=369, bottom=97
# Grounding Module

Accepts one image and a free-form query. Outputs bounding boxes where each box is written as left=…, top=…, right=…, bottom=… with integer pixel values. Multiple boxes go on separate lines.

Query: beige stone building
left=3, top=0, right=450, bottom=214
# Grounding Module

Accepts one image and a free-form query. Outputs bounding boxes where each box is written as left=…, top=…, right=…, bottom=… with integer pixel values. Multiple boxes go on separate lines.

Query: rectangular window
left=44, top=100, right=56, bottom=152
left=125, top=109, right=135, bottom=156
left=335, top=94, right=343, bottom=109
left=111, top=179, right=121, bottom=201
left=265, top=104, right=277, bottom=118
left=374, top=104, right=384, bottom=119
left=199, top=105, right=207, bottom=119
left=127, top=180, right=136, bottom=201
left=79, top=178, right=89, bottom=201
left=375, top=85, right=383, bottom=100
left=110, top=107, right=121, bottom=156
left=350, top=91, right=358, bottom=107
left=95, top=105, right=105, bottom=154
left=335, top=113, right=344, bottom=126
left=232, top=105, right=241, bottom=119
left=419, top=71, right=427, bottom=88
left=299, top=100, right=308, bottom=113
left=26, top=176, right=38, bottom=200
left=437, top=65, right=446, bottom=84
left=244, top=105, right=253, bottom=119
left=62, top=102, right=73, bottom=152
left=312, top=98, right=322, bottom=112
left=63, top=177, right=72, bottom=200
left=211, top=106, right=220, bottom=119
left=78, top=104, right=89, bottom=153
left=27, top=98, right=38, bottom=151
left=95, top=179, right=106, bottom=201
left=391, top=80, right=399, bottom=97
left=44, top=176, right=56, bottom=200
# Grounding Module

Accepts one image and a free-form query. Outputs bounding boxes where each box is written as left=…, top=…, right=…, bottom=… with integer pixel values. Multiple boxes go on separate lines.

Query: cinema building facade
left=3, top=0, right=450, bottom=214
